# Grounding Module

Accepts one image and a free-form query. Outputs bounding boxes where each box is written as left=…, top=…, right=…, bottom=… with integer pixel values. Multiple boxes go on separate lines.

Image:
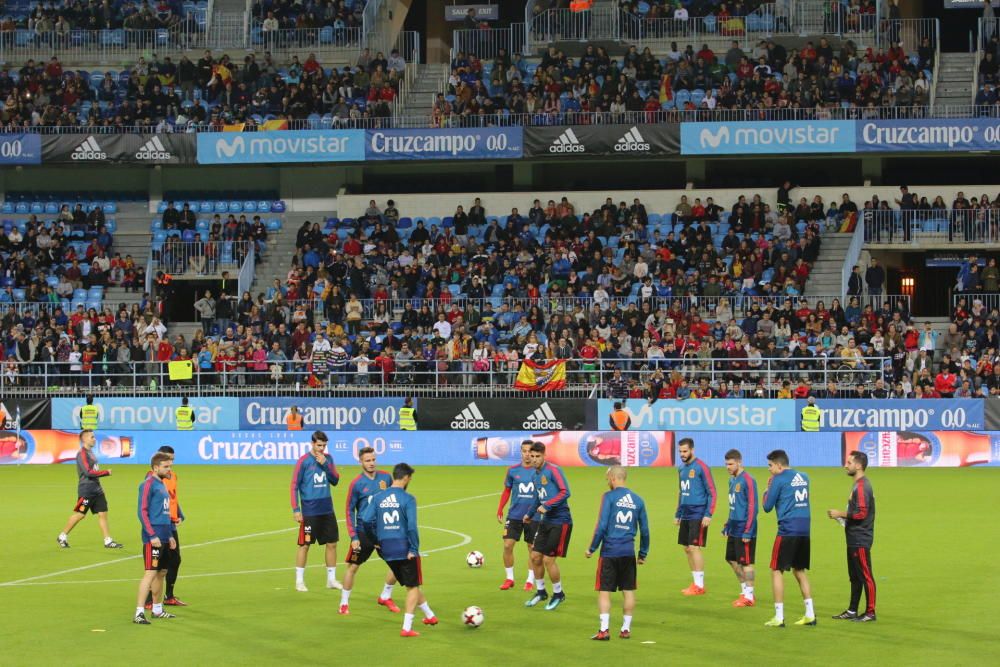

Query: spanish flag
left=514, top=358, right=567, bottom=391
left=262, top=119, right=289, bottom=131
left=223, top=123, right=246, bottom=132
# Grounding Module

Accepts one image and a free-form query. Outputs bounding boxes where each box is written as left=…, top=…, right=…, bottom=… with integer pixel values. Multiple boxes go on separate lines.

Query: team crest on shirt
left=379, top=481, right=387, bottom=490
left=689, top=470, right=696, bottom=478
left=540, top=475, right=548, bottom=485
left=735, top=483, right=741, bottom=492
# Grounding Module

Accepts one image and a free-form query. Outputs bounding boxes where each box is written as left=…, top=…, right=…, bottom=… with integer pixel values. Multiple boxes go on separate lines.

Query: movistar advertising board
left=681, top=120, right=856, bottom=155
left=196, top=129, right=365, bottom=164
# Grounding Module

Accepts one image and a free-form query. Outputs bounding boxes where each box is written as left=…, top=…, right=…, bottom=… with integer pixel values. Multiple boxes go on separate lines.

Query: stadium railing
left=0, top=355, right=889, bottom=398
left=953, top=292, right=1000, bottom=314
left=863, top=208, right=1000, bottom=245
left=452, top=24, right=526, bottom=62
left=248, top=25, right=365, bottom=55
left=150, top=240, right=253, bottom=275
left=0, top=26, right=206, bottom=64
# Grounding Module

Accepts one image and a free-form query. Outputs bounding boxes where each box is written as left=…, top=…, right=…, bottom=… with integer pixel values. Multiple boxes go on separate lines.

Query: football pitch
left=1, top=464, right=998, bottom=666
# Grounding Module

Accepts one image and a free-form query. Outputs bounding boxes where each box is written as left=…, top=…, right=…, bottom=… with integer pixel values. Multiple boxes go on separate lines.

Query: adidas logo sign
left=614, top=126, right=650, bottom=152
left=790, top=473, right=808, bottom=487
left=615, top=493, right=637, bottom=509
left=71, top=135, right=106, bottom=160
left=548, top=128, right=585, bottom=153
left=135, top=135, right=172, bottom=161
left=451, top=402, right=490, bottom=429
left=522, top=402, right=562, bottom=429
left=379, top=493, right=400, bottom=508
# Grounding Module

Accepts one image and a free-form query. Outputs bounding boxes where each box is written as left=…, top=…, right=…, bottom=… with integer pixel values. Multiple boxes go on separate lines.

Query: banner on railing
left=0, top=429, right=673, bottom=467
left=855, top=119, right=1000, bottom=153
left=523, top=124, right=680, bottom=158
left=239, top=398, right=407, bottom=431
left=364, top=127, right=523, bottom=160
left=418, top=398, right=590, bottom=430
left=0, top=133, right=42, bottom=165
left=197, top=129, right=365, bottom=164
left=40, top=133, right=196, bottom=164
left=514, top=359, right=567, bottom=391
left=798, top=398, right=984, bottom=431
left=681, top=120, right=856, bottom=155
left=51, top=397, right=239, bottom=430
left=0, top=399, right=51, bottom=429
left=842, top=431, right=1000, bottom=467
left=599, top=399, right=797, bottom=431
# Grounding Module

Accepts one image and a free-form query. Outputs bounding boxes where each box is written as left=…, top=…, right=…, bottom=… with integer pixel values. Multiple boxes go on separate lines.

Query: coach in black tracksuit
left=828, top=450, right=877, bottom=622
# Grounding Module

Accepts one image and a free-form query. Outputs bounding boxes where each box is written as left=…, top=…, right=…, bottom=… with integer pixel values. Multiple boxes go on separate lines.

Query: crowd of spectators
left=0, top=47, right=404, bottom=131
left=975, top=35, right=1000, bottom=116
left=0, top=0, right=198, bottom=33
left=440, top=36, right=932, bottom=127
left=252, top=0, right=363, bottom=33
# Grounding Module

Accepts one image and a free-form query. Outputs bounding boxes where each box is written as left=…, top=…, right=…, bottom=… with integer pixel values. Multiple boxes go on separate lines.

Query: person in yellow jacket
left=80, top=395, right=100, bottom=431
left=609, top=402, right=631, bottom=431
left=175, top=397, right=195, bottom=431
left=286, top=406, right=304, bottom=431
left=398, top=397, right=417, bottom=431
left=801, top=396, right=821, bottom=432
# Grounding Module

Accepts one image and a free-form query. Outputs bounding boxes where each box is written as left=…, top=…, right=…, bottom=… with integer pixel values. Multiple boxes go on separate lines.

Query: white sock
left=295, top=567, right=305, bottom=583
left=745, top=586, right=755, bottom=601
left=535, top=579, right=546, bottom=592
left=402, top=613, right=414, bottom=632
left=504, top=567, right=514, bottom=580
left=59, top=533, right=68, bottom=541
left=326, top=566, right=337, bottom=581
left=693, top=571, right=704, bottom=588
left=381, top=583, right=394, bottom=599
left=419, top=602, right=434, bottom=618
left=152, top=603, right=163, bottom=615
left=526, top=570, right=535, bottom=584
left=135, top=606, right=144, bottom=616
left=552, top=580, right=563, bottom=594
left=774, top=602, right=784, bottom=621
left=622, top=614, right=633, bottom=631
left=804, top=598, right=815, bottom=618
left=599, top=613, right=610, bottom=631
left=104, top=536, right=113, bottom=545
left=340, top=589, right=351, bottom=606
left=740, top=582, right=747, bottom=596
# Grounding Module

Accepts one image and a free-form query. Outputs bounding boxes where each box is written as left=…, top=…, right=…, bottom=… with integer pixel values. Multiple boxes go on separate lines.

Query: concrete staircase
left=396, top=63, right=448, bottom=127
left=807, top=232, right=852, bottom=297
left=107, top=202, right=153, bottom=310
left=252, top=213, right=315, bottom=297
left=934, top=52, right=976, bottom=114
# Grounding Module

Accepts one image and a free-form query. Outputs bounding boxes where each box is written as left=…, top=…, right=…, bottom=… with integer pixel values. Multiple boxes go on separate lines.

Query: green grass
left=1, top=464, right=999, bottom=666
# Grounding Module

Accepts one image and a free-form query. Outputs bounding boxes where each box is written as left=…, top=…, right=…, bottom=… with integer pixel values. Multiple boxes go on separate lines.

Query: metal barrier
left=877, top=17, right=938, bottom=52
left=0, top=355, right=890, bottom=398
left=527, top=7, right=623, bottom=48
left=0, top=26, right=206, bottom=63
left=842, top=212, right=867, bottom=295
left=249, top=25, right=364, bottom=53
left=452, top=24, right=526, bottom=60
left=863, top=208, right=1000, bottom=245
left=151, top=240, right=252, bottom=275
left=980, top=16, right=1000, bottom=49
left=953, top=292, right=1000, bottom=314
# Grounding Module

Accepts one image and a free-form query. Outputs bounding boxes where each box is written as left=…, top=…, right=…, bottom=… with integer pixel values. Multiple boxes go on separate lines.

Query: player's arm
left=79, top=451, right=110, bottom=478
left=324, top=457, right=340, bottom=486
left=761, top=475, right=777, bottom=513
left=848, top=480, right=870, bottom=520
left=543, top=466, right=570, bottom=509
left=290, top=458, right=303, bottom=518
left=405, top=498, right=419, bottom=557
left=345, top=479, right=358, bottom=539
left=743, top=475, right=757, bottom=539
left=637, top=501, right=650, bottom=562
left=497, top=469, right=513, bottom=522
left=138, top=478, right=159, bottom=544
left=586, top=493, right=610, bottom=556
left=674, top=470, right=682, bottom=522
left=699, top=461, right=717, bottom=519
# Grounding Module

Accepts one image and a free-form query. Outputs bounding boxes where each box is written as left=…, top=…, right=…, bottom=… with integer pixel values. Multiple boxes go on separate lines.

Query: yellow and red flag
left=514, top=359, right=567, bottom=391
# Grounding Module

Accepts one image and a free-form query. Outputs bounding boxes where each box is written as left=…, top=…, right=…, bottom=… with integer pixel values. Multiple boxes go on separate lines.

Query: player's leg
left=525, top=549, right=549, bottom=606
left=96, top=511, right=112, bottom=541
left=857, top=547, right=876, bottom=619
left=378, top=569, right=399, bottom=609
left=401, top=585, right=420, bottom=634
left=295, top=542, right=310, bottom=591
left=742, top=564, right=755, bottom=603
left=501, top=537, right=516, bottom=588
left=792, top=568, right=816, bottom=625
left=523, top=527, right=537, bottom=589
left=325, top=541, right=341, bottom=589
left=766, top=569, right=785, bottom=626
left=839, top=546, right=863, bottom=619
left=415, top=586, right=437, bottom=624
left=727, top=560, right=745, bottom=600
left=165, top=529, right=183, bottom=604
left=595, top=590, right=612, bottom=637
left=621, top=590, right=635, bottom=637
left=61, top=510, right=85, bottom=536
left=342, top=563, right=360, bottom=596
left=150, top=569, right=175, bottom=618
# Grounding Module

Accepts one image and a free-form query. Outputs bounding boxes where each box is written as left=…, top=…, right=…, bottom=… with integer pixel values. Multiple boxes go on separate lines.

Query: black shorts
left=595, top=555, right=637, bottom=592
left=387, top=557, right=422, bottom=588
left=503, top=518, right=538, bottom=543
left=531, top=522, right=572, bottom=558
left=346, top=529, right=377, bottom=566
left=725, top=536, right=757, bottom=565
left=143, top=541, right=179, bottom=571
left=298, top=513, right=339, bottom=546
left=677, top=519, right=708, bottom=547
left=770, top=536, right=810, bottom=572
left=73, top=493, right=108, bottom=514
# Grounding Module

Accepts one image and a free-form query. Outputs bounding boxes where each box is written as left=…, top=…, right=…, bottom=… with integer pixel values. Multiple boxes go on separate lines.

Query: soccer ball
left=466, top=550, right=485, bottom=568
left=462, top=605, right=484, bottom=628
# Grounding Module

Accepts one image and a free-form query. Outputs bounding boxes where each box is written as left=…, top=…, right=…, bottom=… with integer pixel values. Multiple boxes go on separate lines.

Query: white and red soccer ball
left=463, top=605, right=484, bottom=628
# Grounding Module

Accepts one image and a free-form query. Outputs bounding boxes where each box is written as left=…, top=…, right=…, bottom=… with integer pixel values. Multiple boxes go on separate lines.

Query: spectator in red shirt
left=934, top=368, right=957, bottom=398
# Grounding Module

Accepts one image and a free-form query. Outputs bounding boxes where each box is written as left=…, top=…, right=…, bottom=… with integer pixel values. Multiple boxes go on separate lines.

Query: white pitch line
left=0, top=492, right=494, bottom=587
left=0, top=525, right=473, bottom=587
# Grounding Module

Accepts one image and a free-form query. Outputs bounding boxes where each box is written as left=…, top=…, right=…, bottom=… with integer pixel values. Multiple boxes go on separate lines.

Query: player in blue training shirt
left=290, top=431, right=341, bottom=593
left=523, top=441, right=573, bottom=611
left=497, top=440, right=538, bottom=591
left=364, top=463, right=438, bottom=637
left=763, top=449, right=816, bottom=628
left=674, top=438, right=717, bottom=596
left=340, top=446, right=399, bottom=615
left=586, top=466, right=649, bottom=641
left=134, top=452, right=178, bottom=625
left=723, top=449, right=759, bottom=608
